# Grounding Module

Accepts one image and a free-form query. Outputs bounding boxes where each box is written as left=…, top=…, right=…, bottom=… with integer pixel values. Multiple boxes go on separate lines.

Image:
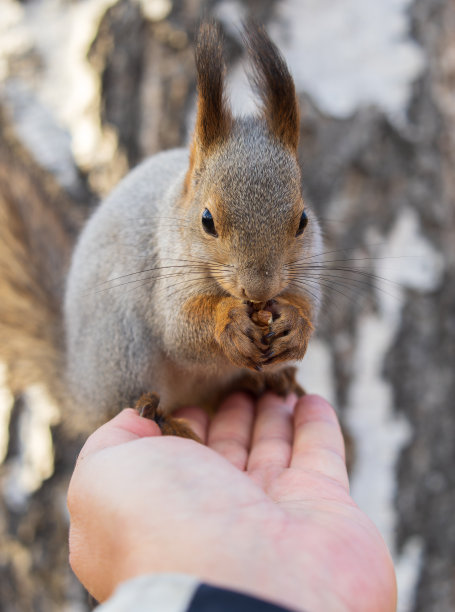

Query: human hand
left=67, top=393, right=397, bottom=612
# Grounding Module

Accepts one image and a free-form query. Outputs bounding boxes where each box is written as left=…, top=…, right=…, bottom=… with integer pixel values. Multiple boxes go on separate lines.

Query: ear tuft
left=194, top=22, right=232, bottom=152
left=243, top=22, right=300, bottom=153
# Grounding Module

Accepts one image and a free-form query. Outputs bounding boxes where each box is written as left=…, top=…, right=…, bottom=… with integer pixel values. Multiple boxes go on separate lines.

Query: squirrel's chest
left=149, top=355, right=240, bottom=414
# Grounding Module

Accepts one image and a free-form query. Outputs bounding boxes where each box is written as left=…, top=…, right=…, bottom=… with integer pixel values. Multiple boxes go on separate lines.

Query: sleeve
left=95, top=574, right=298, bottom=612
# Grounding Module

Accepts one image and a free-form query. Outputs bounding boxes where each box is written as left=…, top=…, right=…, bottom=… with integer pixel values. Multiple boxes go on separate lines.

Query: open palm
left=68, top=393, right=396, bottom=611
left=177, top=393, right=396, bottom=612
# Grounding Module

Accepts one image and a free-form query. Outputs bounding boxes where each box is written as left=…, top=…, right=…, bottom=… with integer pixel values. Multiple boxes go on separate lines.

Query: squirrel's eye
left=296, top=210, right=308, bottom=236
left=202, top=208, right=218, bottom=237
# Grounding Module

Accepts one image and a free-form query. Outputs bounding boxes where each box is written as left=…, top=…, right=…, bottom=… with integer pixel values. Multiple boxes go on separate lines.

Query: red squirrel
left=64, top=23, right=322, bottom=437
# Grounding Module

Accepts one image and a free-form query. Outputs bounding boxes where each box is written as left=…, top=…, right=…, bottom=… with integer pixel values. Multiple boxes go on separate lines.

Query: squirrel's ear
left=193, top=22, right=232, bottom=155
left=244, top=23, right=300, bottom=154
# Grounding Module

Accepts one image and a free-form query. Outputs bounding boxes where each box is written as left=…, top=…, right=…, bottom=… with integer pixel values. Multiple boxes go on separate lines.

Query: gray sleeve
left=95, top=574, right=200, bottom=612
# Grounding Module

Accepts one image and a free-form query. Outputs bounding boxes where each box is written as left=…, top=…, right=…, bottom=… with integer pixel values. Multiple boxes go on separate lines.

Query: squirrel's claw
left=135, top=393, right=201, bottom=442
left=216, top=301, right=268, bottom=370
left=258, top=302, right=311, bottom=367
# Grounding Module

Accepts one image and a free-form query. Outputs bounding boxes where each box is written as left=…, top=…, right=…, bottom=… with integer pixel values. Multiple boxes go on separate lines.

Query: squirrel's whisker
left=290, top=276, right=365, bottom=307
left=295, top=267, right=403, bottom=291
left=162, top=278, right=222, bottom=303
left=93, top=261, right=227, bottom=288
left=290, top=269, right=402, bottom=303
left=89, top=269, right=214, bottom=294
left=116, top=274, right=219, bottom=300
left=287, top=279, right=343, bottom=322
left=286, top=244, right=397, bottom=265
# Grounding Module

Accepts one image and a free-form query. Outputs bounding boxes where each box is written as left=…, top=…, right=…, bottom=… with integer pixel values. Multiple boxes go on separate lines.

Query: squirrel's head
left=179, top=22, right=321, bottom=310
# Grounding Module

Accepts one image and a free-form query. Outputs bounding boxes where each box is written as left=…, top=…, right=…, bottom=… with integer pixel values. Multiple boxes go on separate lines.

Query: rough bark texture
left=0, top=0, right=454, bottom=610
left=389, top=4, right=455, bottom=609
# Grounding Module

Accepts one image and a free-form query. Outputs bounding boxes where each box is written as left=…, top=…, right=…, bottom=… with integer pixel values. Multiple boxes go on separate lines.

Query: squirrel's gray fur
left=64, top=24, right=322, bottom=425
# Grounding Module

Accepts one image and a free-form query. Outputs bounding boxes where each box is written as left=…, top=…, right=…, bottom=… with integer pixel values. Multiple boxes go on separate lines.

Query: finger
left=77, top=409, right=162, bottom=464
left=290, top=395, right=349, bottom=490
left=173, top=405, right=210, bottom=443
left=247, top=393, right=296, bottom=472
left=207, top=393, right=255, bottom=470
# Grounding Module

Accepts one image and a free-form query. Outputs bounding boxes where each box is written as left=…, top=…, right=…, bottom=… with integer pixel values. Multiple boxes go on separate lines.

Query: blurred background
left=0, top=0, right=453, bottom=610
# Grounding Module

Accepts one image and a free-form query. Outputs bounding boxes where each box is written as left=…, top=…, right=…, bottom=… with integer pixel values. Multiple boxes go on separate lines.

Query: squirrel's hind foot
left=265, top=366, right=305, bottom=397
left=135, top=392, right=201, bottom=442
left=233, top=366, right=305, bottom=398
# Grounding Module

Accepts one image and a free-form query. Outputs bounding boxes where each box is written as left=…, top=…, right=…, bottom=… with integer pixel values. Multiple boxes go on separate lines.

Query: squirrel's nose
left=239, top=267, right=281, bottom=303
left=241, top=285, right=276, bottom=303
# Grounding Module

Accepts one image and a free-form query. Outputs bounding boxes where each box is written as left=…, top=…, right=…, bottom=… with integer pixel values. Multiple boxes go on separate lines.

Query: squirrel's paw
left=215, top=300, right=268, bottom=370
left=261, top=302, right=311, bottom=366
left=135, top=393, right=201, bottom=442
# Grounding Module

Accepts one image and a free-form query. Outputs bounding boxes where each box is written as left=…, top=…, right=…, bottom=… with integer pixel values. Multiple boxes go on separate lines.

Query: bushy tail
left=0, top=106, right=84, bottom=409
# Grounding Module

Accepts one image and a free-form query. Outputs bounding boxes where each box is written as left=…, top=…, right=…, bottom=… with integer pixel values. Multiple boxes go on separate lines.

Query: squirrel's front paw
left=261, top=301, right=312, bottom=366
left=215, top=299, right=267, bottom=370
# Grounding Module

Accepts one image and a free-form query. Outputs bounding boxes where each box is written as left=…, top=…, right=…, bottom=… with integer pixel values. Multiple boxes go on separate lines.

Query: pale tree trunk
left=0, top=0, right=454, bottom=610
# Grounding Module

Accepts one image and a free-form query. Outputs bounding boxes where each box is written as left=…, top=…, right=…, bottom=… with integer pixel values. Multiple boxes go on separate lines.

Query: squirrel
left=63, top=22, right=323, bottom=437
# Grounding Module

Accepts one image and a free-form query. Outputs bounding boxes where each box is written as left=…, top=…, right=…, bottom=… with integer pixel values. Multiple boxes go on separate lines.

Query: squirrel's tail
left=0, top=107, right=84, bottom=414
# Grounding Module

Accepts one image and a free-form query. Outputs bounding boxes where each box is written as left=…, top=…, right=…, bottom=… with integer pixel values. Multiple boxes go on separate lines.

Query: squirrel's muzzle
left=239, top=269, right=281, bottom=303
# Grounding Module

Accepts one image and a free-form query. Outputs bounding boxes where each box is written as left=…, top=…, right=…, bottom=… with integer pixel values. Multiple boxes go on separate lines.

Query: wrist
left=111, top=514, right=324, bottom=612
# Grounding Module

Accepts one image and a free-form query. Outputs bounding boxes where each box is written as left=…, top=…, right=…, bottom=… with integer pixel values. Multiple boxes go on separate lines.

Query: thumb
left=76, top=408, right=162, bottom=464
